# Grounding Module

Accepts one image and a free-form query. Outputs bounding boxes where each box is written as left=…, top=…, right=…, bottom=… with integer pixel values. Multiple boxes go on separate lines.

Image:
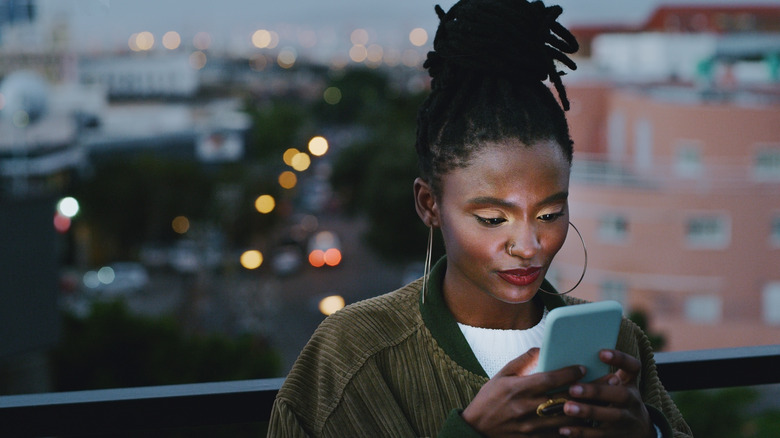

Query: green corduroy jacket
left=268, top=258, right=692, bottom=437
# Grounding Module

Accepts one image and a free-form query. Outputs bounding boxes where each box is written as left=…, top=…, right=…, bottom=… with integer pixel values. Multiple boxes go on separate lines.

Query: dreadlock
left=415, top=0, right=579, bottom=193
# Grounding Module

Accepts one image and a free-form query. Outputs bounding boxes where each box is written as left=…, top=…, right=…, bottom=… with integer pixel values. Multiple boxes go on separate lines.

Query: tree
left=51, top=300, right=281, bottom=390
left=674, top=387, right=780, bottom=438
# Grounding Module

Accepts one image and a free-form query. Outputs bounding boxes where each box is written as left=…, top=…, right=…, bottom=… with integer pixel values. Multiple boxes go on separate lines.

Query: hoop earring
left=538, top=221, right=588, bottom=296
left=421, top=225, right=434, bottom=304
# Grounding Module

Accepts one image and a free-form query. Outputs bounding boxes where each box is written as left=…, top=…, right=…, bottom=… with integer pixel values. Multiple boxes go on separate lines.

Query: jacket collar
left=419, top=256, right=566, bottom=378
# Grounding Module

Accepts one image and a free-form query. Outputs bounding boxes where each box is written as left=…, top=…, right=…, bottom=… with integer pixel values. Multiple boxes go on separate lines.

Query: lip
left=497, top=266, right=542, bottom=287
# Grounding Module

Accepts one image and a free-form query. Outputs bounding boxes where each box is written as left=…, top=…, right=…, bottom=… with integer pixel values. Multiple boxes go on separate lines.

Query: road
left=121, top=213, right=413, bottom=376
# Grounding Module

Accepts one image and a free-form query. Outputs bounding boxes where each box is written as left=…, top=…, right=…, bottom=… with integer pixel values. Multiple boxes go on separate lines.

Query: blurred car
left=306, top=230, right=342, bottom=268
left=84, top=262, right=150, bottom=297
left=270, top=244, right=304, bottom=276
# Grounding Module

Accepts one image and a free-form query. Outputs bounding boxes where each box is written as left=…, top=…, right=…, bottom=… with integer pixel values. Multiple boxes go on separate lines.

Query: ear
left=413, top=177, right=439, bottom=228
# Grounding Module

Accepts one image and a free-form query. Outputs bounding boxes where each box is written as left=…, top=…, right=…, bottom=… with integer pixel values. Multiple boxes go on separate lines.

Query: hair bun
left=424, top=0, right=578, bottom=109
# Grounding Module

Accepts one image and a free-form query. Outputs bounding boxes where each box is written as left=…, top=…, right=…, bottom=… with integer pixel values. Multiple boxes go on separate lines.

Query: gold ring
left=536, top=398, right=568, bottom=417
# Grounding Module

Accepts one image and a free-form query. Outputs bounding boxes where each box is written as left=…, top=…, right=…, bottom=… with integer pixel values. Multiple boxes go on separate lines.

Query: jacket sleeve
left=267, top=397, right=312, bottom=437
left=618, top=319, right=693, bottom=438
left=436, top=409, right=485, bottom=438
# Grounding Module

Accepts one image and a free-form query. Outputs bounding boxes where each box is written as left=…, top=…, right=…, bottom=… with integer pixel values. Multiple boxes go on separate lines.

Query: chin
left=490, top=289, right=538, bottom=305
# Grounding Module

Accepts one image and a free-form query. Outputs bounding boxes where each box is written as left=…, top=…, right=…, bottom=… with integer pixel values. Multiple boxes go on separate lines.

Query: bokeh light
left=128, top=33, right=140, bottom=51
left=409, top=28, right=428, bottom=47
left=97, top=266, right=115, bottom=285
left=189, top=51, right=207, bottom=69
left=255, top=194, right=276, bottom=214
left=308, top=136, right=329, bottom=156
left=193, top=31, right=211, bottom=50
left=283, top=148, right=300, bottom=166
left=57, top=196, right=79, bottom=218
left=279, top=170, right=297, bottom=189
left=252, top=29, right=272, bottom=48
left=162, top=31, right=181, bottom=50
left=136, top=31, right=154, bottom=50
left=308, top=249, right=326, bottom=267
left=323, top=248, right=342, bottom=267
left=277, top=47, right=297, bottom=69
left=53, top=213, right=71, bottom=233
left=172, top=216, right=190, bottom=234
left=240, top=250, right=263, bottom=270
left=291, top=152, right=311, bottom=171
left=350, top=28, right=369, bottom=46
left=323, top=87, right=342, bottom=105
left=319, top=295, right=346, bottom=315
left=300, top=215, right=319, bottom=232
left=367, top=44, right=384, bottom=64
left=250, top=54, right=269, bottom=71
left=83, top=271, right=100, bottom=289
left=349, top=45, right=367, bottom=63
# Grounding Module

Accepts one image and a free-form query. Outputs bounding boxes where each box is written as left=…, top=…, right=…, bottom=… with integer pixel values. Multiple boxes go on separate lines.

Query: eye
left=538, top=212, right=565, bottom=222
left=475, top=216, right=506, bottom=226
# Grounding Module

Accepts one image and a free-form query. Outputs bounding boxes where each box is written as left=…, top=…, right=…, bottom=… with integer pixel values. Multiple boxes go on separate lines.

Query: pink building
left=552, top=80, right=780, bottom=351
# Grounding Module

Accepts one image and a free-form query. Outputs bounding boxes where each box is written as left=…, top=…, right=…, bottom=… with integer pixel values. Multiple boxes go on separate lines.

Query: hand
left=558, top=349, right=655, bottom=437
left=462, top=348, right=589, bottom=437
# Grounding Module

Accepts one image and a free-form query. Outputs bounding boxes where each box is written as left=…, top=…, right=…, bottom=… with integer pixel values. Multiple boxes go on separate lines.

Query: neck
left=443, top=277, right=544, bottom=330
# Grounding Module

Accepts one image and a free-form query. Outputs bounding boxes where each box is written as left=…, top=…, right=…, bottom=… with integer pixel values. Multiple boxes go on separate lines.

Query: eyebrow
left=467, top=191, right=569, bottom=209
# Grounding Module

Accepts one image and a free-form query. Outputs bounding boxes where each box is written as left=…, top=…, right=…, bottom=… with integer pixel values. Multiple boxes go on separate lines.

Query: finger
left=517, top=415, right=585, bottom=436
left=563, top=399, right=625, bottom=424
left=496, top=347, right=540, bottom=377
left=569, top=382, right=633, bottom=406
left=599, top=350, right=641, bottom=383
left=522, top=364, right=587, bottom=394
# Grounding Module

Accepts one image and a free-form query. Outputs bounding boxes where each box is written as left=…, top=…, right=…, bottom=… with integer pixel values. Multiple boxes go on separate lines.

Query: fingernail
left=578, top=365, right=587, bottom=375
left=601, top=350, right=614, bottom=360
left=609, top=375, right=621, bottom=386
left=559, top=428, right=571, bottom=436
left=565, top=403, right=580, bottom=415
left=570, top=385, right=583, bottom=396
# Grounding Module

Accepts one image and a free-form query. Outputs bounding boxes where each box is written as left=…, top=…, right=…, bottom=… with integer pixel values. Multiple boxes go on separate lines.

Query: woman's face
left=436, top=140, right=570, bottom=306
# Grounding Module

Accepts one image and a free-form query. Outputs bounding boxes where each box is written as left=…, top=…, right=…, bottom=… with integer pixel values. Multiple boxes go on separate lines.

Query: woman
left=268, top=0, right=691, bottom=436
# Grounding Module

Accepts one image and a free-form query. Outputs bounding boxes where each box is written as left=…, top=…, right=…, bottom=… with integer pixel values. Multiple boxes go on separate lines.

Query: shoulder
left=283, top=278, right=425, bottom=384
left=318, top=278, right=423, bottom=346
left=275, top=279, right=426, bottom=430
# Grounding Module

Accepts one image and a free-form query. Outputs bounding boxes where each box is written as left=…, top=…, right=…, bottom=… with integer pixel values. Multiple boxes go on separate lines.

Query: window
left=771, top=215, right=780, bottom=247
left=753, top=146, right=780, bottom=181
left=601, top=279, right=627, bottom=306
left=674, top=140, right=702, bottom=177
left=607, top=110, right=626, bottom=164
left=599, top=214, right=629, bottom=243
left=634, top=118, right=653, bottom=172
left=685, top=214, right=730, bottom=249
left=684, top=294, right=722, bottom=324
left=763, top=283, right=780, bottom=325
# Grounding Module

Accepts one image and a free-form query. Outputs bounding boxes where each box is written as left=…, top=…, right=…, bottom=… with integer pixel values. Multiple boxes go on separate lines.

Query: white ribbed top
left=458, top=308, right=548, bottom=378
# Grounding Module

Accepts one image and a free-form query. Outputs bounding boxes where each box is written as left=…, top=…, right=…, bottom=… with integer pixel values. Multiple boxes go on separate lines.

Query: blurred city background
left=1, top=0, right=779, bottom=436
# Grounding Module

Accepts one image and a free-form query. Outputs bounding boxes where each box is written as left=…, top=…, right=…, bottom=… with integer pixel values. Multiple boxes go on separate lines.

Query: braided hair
left=415, top=0, right=579, bottom=194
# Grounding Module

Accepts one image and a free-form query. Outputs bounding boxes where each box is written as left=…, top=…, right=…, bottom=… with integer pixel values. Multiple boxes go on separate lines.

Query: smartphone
left=536, top=300, right=623, bottom=386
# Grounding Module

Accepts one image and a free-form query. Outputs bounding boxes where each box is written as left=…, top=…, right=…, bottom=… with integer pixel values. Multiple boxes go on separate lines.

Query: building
left=551, top=5, right=780, bottom=352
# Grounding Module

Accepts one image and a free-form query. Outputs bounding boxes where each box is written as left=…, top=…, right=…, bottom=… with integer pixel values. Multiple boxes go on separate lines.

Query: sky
left=35, top=0, right=780, bottom=55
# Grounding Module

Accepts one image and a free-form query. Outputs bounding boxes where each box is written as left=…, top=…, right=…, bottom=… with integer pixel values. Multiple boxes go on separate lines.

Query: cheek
left=543, top=222, right=569, bottom=257
left=441, top=217, right=496, bottom=262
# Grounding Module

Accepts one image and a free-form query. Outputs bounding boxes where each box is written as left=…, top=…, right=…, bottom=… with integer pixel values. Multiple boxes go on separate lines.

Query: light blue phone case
left=537, top=300, right=623, bottom=384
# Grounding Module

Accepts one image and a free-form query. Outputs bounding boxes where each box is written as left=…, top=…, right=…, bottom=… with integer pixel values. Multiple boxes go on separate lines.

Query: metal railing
left=1, top=345, right=779, bottom=437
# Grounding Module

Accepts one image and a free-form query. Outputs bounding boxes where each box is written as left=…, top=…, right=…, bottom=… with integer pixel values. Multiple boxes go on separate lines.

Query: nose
left=508, top=222, right=541, bottom=259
